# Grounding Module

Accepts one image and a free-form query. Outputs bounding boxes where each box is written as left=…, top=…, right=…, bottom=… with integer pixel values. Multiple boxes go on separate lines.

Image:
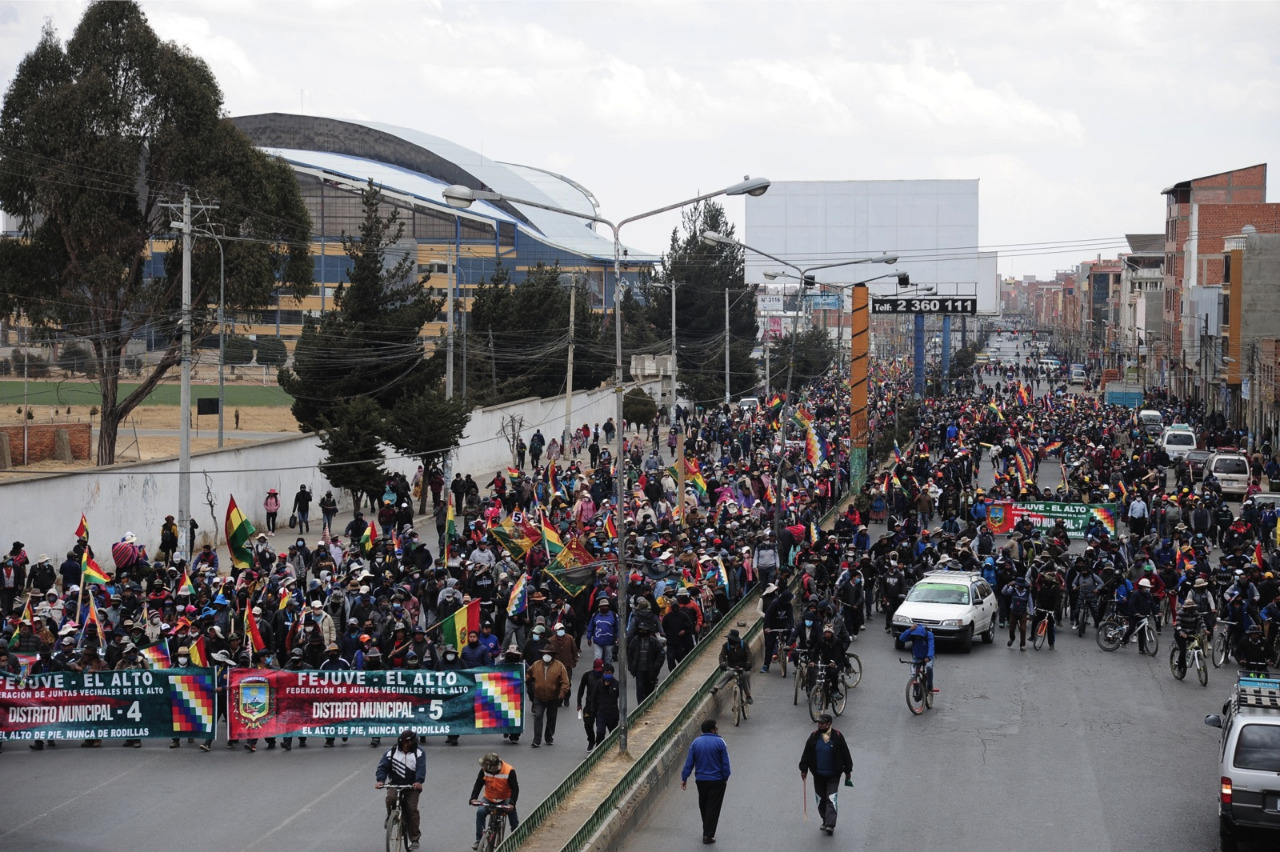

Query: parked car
left=1205, top=673, right=1280, bottom=851
left=891, top=571, right=998, bottom=653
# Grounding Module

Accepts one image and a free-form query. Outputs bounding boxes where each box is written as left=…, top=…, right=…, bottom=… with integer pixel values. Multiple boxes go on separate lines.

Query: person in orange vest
left=469, top=752, right=520, bottom=849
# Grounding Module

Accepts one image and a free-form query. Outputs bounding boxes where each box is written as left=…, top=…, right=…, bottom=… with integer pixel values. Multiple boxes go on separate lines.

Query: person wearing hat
left=263, top=488, right=281, bottom=536
left=469, top=752, right=521, bottom=850
left=576, top=658, right=606, bottom=751
left=317, top=642, right=352, bottom=747
left=798, top=712, right=854, bottom=836
left=1, top=542, right=28, bottom=618
left=526, top=642, right=570, bottom=747
left=627, top=616, right=664, bottom=704
left=715, top=629, right=753, bottom=704
left=1122, top=578, right=1158, bottom=653
left=585, top=597, right=619, bottom=665
left=584, top=661, right=621, bottom=752
left=1002, top=577, right=1032, bottom=650
left=291, top=484, right=313, bottom=534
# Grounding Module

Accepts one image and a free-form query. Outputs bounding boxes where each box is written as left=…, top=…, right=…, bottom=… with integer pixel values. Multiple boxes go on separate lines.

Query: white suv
left=891, top=571, right=998, bottom=653
left=1205, top=673, right=1280, bottom=850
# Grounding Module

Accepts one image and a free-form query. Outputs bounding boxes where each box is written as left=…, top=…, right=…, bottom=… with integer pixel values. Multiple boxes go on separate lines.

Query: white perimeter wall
left=0, top=380, right=660, bottom=561
left=744, top=180, right=999, bottom=315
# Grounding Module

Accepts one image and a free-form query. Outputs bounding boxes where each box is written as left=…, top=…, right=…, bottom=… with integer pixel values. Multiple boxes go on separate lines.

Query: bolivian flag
left=82, top=551, right=110, bottom=585
left=224, top=495, right=256, bottom=571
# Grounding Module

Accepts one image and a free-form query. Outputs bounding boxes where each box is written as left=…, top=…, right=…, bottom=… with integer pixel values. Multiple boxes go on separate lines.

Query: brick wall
left=0, top=422, right=92, bottom=466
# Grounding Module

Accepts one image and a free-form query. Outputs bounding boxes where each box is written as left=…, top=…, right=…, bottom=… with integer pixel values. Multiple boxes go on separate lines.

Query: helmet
left=1137, top=578, right=1152, bottom=589
left=480, top=752, right=502, bottom=772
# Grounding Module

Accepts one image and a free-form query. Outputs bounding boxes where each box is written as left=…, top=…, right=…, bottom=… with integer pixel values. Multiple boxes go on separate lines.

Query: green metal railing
left=500, top=498, right=844, bottom=849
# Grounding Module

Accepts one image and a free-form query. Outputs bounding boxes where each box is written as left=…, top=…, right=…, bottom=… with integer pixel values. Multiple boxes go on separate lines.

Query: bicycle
left=1096, top=613, right=1158, bottom=656
left=793, top=650, right=812, bottom=707
left=720, top=667, right=750, bottom=726
left=1169, top=631, right=1208, bottom=687
left=1211, top=620, right=1236, bottom=669
left=1032, top=608, right=1054, bottom=651
left=1075, top=595, right=1097, bottom=638
left=765, top=629, right=790, bottom=678
left=808, top=662, right=847, bottom=721
left=380, top=785, right=414, bottom=852
left=901, top=657, right=933, bottom=715
left=842, top=652, right=862, bottom=691
left=470, top=799, right=515, bottom=852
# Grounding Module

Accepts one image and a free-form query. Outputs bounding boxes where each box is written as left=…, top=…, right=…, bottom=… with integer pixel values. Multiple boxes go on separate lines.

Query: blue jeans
left=476, top=800, right=518, bottom=841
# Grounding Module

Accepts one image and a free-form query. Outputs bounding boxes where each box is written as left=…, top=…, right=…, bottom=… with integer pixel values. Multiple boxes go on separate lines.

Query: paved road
left=0, top=723, right=592, bottom=851
left=620, top=619, right=1226, bottom=852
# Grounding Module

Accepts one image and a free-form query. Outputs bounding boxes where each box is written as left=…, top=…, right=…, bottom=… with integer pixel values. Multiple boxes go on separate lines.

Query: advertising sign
left=228, top=665, right=524, bottom=740
left=762, top=316, right=785, bottom=341
left=985, top=501, right=1118, bottom=539
left=871, top=297, right=978, bottom=315
left=0, top=669, right=216, bottom=742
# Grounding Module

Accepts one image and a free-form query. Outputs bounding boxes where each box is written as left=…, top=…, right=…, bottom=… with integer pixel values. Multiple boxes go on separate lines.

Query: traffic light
left=895, top=273, right=910, bottom=287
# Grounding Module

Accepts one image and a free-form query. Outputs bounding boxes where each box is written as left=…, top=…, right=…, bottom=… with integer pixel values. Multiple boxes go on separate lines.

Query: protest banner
left=228, top=665, right=523, bottom=740
left=985, top=501, right=1118, bottom=539
left=0, top=668, right=215, bottom=742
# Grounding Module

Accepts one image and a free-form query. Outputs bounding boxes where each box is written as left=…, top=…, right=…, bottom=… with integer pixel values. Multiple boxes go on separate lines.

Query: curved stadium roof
left=231, top=114, right=657, bottom=263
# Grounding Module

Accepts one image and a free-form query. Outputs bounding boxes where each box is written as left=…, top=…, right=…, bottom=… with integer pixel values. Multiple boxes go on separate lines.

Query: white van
left=1206, top=451, right=1251, bottom=497
left=1069, top=366, right=1087, bottom=385
left=1137, top=409, right=1164, bottom=437
left=1038, top=358, right=1061, bottom=371
left=1160, top=427, right=1197, bottom=461
left=1205, top=674, right=1280, bottom=849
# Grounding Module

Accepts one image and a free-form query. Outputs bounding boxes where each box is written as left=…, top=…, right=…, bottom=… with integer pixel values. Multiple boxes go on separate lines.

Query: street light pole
left=702, top=231, right=897, bottom=541
left=443, top=176, right=770, bottom=755
left=194, top=228, right=226, bottom=448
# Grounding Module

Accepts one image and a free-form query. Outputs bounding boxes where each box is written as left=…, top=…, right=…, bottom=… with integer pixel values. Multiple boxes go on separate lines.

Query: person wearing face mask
left=526, top=644, right=570, bottom=748
left=662, top=595, right=696, bottom=670
left=436, top=645, right=464, bottom=745
left=194, top=647, right=237, bottom=752
left=576, top=659, right=605, bottom=751
left=798, top=713, right=854, bottom=836
left=584, top=662, right=621, bottom=750
left=761, top=590, right=794, bottom=674
left=279, top=647, right=311, bottom=751
left=546, top=622, right=579, bottom=707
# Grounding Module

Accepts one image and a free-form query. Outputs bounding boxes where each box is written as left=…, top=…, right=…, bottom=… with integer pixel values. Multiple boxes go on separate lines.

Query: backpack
left=1009, top=585, right=1031, bottom=613
left=977, top=531, right=995, bottom=556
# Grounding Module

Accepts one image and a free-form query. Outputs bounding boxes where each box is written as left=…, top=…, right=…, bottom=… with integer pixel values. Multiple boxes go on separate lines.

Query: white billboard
left=744, top=180, right=999, bottom=315
left=757, top=294, right=784, bottom=312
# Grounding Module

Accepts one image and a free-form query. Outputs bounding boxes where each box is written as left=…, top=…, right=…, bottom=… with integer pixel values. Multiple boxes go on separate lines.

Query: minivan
left=1206, top=451, right=1251, bottom=497
left=1205, top=673, right=1280, bottom=850
left=1138, top=409, right=1164, bottom=437
left=1161, top=427, right=1197, bottom=461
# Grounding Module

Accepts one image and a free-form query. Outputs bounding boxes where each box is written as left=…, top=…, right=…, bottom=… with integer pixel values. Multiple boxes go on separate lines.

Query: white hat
left=310, top=600, right=323, bottom=608
left=123, top=532, right=137, bottom=543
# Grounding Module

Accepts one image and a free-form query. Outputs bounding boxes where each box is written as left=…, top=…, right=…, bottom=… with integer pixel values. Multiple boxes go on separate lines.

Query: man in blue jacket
left=375, top=730, right=426, bottom=849
left=897, top=622, right=937, bottom=694
left=681, top=718, right=730, bottom=844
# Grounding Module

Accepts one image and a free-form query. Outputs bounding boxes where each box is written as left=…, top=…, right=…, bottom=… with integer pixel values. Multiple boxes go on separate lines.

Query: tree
left=57, top=343, right=95, bottom=377
left=254, top=336, right=287, bottom=368
left=768, top=328, right=837, bottom=392
left=623, top=387, right=658, bottom=430
left=465, top=262, right=611, bottom=406
left=650, top=203, right=758, bottom=406
left=279, top=180, right=470, bottom=498
left=0, top=2, right=312, bottom=464
left=11, top=349, right=48, bottom=378
left=223, top=335, right=254, bottom=367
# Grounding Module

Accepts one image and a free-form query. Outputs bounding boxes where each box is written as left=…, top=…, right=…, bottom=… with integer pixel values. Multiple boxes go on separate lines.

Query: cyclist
left=469, top=752, right=520, bottom=850
left=375, top=730, right=425, bottom=850
left=897, top=621, right=937, bottom=694
left=1121, top=577, right=1157, bottom=652
left=1172, top=596, right=1203, bottom=676
left=716, top=628, right=753, bottom=704
left=806, top=623, right=847, bottom=697
left=1233, top=623, right=1271, bottom=672
left=1032, top=568, right=1062, bottom=650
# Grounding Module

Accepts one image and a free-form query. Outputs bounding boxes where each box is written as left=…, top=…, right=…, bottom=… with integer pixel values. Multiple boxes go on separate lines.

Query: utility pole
left=446, top=246, right=455, bottom=400
left=162, top=193, right=215, bottom=555
left=670, top=282, right=679, bottom=424
left=564, top=283, right=575, bottom=453
left=724, top=288, right=731, bottom=406
left=764, top=340, right=771, bottom=400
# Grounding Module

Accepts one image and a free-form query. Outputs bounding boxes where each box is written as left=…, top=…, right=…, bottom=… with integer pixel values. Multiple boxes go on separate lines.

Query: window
left=906, top=583, right=970, bottom=606
left=1233, top=724, right=1280, bottom=772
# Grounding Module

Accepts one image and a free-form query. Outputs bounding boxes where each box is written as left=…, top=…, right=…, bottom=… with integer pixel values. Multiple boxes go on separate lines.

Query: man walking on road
left=681, top=718, right=730, bottom=844
left=798, top=713, right=853, bottom=835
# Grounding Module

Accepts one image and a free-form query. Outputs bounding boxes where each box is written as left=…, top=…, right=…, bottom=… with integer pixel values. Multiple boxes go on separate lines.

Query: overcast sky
left=2, top=0, right=1277, bottom=279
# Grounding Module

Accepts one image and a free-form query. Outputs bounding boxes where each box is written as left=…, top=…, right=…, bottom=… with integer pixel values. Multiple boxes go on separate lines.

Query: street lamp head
left=442, top=184, right=477, bottom=209
left=701, top=230, right=735, bottom=247
left=878, top=254, right=899, bottom=265
left=762, top=270, right=786, bottom=281
left=724, top=176, right=771, bottom=197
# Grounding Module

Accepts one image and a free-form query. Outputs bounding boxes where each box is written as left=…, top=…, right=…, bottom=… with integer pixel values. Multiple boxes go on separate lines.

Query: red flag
left=74, top=513, right=89, bottom=540
left=244, top=607, right=267, bottom=654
